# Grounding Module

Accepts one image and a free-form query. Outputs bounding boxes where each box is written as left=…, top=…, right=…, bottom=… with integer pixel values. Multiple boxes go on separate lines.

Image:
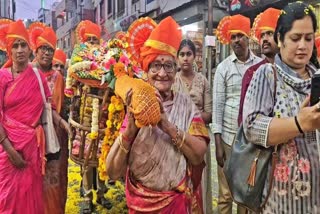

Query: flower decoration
left=298, top=158, right=310, bottom=174
left=100, top=38, right=143, bottom=89
left=88, top=98, right=100, bottom=140
left=274, top=163, right=290, bottom=183
left=98, top=95, right=125, bottom=181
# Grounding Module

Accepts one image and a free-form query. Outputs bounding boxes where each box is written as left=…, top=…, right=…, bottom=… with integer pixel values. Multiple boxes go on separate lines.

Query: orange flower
left=113, top=62, right=126, bottom=78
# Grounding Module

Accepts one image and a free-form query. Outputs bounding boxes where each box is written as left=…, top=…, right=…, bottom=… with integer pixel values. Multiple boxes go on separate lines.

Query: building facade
left=0, top=0, right=15, bottom=19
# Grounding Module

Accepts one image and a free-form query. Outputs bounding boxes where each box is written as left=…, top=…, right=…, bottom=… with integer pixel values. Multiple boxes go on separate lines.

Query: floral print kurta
left=243, top=55, right=320, bottom=213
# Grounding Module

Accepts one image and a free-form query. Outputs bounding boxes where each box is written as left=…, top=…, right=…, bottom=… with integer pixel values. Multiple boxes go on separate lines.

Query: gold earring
left=278, top=42, right=281, bottom=48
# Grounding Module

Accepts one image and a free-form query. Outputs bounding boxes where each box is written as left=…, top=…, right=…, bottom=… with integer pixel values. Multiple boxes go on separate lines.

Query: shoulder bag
left=33, top=66, right=61, bottom=156
left=223, top=67, right=278, bottom=212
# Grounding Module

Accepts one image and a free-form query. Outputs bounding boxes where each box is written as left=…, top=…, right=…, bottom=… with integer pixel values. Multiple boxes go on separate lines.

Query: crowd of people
left=0, top=1, right=319, bottom=214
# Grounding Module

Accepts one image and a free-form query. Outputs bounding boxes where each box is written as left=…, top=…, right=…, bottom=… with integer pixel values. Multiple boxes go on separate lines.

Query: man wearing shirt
left=212, top=14, right=262, bottom=214
left=238, top=8, right=281, bottom=126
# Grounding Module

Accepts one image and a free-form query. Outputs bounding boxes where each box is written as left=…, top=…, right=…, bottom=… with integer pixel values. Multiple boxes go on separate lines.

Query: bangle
left=0, top=135, right=7, bottom=144
left=294, top=116, right=304, bottom=135
left=118, top=134, right=129, bottom=154
left=171, top=125, right=180, bottom=145
left=122, top=133, right=133, bottom=144
left=177, top=131, right=186, bottom=149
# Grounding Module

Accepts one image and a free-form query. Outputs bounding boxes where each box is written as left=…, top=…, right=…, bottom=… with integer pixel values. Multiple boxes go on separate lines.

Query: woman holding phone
left=242, top=2, right=320, bottom=213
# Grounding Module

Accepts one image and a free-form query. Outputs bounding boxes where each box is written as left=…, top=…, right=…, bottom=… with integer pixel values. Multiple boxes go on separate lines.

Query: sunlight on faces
left=11, top=39, right=31, bottom=65
left=147, top=55, right=176, bottom=93
left=279, top=16, right=314, bottom=70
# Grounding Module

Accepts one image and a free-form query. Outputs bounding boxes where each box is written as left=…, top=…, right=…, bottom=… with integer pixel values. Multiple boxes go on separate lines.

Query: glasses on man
left=149, top=61, right=176, bottom=73
left=86, top=36, right=99, bottom=44
left=53, top=64, right=65, bottom=69
left=39, top=45, right=55, bottom=54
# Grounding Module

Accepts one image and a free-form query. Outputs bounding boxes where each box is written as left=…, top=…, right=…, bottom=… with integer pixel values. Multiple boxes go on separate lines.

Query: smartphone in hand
left=310, top=74, right=320, bottom=106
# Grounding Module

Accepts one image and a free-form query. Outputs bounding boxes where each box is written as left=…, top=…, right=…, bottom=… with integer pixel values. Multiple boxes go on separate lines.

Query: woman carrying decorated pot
left=243, top=2, right=320, bottom=213
left=106, top=16, right=209, bottom=213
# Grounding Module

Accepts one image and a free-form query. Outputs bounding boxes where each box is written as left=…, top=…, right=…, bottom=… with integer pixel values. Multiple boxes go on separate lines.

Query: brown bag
left=33, top=66, right=60, bottom=155
left=223, top=67, right=278, bottom=212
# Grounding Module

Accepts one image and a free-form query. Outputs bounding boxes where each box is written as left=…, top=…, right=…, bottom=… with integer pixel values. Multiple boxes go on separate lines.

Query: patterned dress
left=243, top=55, right=320, bottom=213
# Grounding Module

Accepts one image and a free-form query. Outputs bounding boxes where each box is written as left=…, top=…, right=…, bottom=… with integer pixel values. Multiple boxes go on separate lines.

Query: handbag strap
left=261, top=66, right=279, bottom=209
left=32, top=66, right=47, bottom=104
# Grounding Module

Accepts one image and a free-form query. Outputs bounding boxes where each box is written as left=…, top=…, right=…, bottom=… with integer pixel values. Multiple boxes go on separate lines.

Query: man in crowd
left=52, top=48, right=67, bottom=77
left=238, top=8, right=281, bottom=125
left=212, top=14, right=262, bottom=214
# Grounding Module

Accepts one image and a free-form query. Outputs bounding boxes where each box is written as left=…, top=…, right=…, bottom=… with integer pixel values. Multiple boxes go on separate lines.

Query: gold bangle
left=178, top=131, right=186, bottom=149
left=118, top=134, right=129, bottom=154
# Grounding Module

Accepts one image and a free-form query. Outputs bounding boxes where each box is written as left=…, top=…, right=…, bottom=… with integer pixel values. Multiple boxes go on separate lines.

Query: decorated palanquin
left=67, top=17, right=163, bottom=180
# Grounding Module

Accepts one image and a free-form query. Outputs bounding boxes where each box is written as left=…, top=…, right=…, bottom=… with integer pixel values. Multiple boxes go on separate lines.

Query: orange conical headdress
left=76, top=20, right=101, bottom=43
left=0, top=20, right=30, bottom=68
left=53, top=49, right=67, bottom=65
left=29, top=22, right=57, bottom=50
left=140, top=16, right=182, bottom=71
left=126, top=17, right=157, bottom=64
left=251, top=8, right=281, bottom=41
left=217, top=14, right=250, bottom=44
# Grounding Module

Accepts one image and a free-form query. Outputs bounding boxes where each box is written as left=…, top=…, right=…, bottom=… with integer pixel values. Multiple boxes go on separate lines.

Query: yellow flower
left=115, top=103, right=124, bottom=111
left=106, top=120, right=112, bottom=128
left=108, top=103, right=116, bottom=113
left=88, top=131, right=98, bottom=139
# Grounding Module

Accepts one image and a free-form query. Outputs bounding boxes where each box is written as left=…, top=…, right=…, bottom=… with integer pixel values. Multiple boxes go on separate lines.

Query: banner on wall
left=229, top=0, right=283, bottom=14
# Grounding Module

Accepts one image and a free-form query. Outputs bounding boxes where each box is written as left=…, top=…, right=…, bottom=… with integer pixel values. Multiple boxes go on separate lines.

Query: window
left=117, top=0, right=125, bottom=15
left=107, top=0, right=112, bottom=15
left=100, top=0, right=105, bottom=20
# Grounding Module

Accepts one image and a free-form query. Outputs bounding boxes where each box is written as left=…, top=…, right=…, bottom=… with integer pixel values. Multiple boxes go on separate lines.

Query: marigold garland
left=88, top=98, right=99, bottom=139
left=98, top=95, right=125, bottom=180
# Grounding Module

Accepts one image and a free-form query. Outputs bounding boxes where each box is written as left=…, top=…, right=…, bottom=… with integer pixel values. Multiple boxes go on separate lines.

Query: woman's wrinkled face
left=178, top=46, right=195, bottom=72
left=147, top=55, right=176, bottom=93
left=279, top=16, right=314, bottom=69
left=11, top=39, right=31, bottom=65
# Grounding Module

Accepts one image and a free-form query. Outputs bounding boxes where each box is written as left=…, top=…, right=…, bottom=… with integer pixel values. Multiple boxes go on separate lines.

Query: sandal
left=96, top=197, right=113, bottom=209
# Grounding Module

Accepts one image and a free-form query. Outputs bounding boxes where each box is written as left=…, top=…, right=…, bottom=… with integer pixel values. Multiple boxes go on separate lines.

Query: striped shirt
left=212, top=51, right=262, bottom=145
left=243, top=55, right=320, bottom=213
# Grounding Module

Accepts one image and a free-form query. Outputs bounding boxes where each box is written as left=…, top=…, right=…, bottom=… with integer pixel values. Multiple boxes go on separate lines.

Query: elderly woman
left=243, top=2, right=320, bottom=213
left=0, top=20, right=69, bottom=213
left=106, top=17, right=209, bottom=213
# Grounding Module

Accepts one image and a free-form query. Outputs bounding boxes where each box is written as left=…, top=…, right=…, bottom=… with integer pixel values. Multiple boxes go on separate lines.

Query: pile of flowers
left=98, top=95, right=125, bottom=181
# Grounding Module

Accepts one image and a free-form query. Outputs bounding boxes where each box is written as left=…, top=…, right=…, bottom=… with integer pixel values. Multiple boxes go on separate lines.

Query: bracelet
left=177, top=131, right=186, bottom=149
left=0, top=135, right=7, bottom=144
left=118, top=134, right=129, bottom=154
left=122, top=133, right=133, bottom=144
left=294, top=116, right=304, bottom=135
left=171, top=125, right=180, bottom=145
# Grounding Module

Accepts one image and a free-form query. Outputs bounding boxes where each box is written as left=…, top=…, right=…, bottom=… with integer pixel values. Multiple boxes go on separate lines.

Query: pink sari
left=0, top=65, right=50, bottom=214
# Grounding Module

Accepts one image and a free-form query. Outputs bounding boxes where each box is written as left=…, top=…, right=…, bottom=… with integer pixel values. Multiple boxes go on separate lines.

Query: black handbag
left=223, top=67, right=278, bottom=212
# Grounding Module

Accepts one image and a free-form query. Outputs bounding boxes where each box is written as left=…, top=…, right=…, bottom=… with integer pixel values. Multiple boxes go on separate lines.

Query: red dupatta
left=0, top=64, right=50, bottom=213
